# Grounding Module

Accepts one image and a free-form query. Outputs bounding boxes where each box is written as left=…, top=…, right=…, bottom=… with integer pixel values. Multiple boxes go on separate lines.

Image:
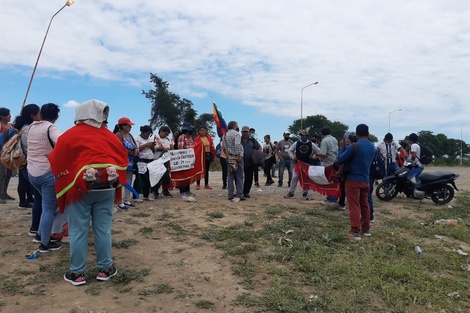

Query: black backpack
left=370, top=149, right=386, bottom=179
left=418, top=144, right=433, bottom=164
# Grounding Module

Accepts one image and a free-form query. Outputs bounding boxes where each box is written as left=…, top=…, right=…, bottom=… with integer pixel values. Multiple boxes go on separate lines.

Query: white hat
left=283, top=130, right=290, bottom=135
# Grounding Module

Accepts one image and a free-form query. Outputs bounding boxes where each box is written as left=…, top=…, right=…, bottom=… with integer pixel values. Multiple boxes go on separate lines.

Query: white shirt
left=410, top=143, right=423, bottom=167
left=135, top=135, right=155, bottom=160
left=377, top=140, right=400, bottom=164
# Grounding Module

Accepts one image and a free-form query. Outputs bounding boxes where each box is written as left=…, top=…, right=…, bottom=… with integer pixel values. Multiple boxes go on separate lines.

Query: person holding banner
left=135, top=125, right=155, bottom=201
left=153, top=126, right=173, bottom=198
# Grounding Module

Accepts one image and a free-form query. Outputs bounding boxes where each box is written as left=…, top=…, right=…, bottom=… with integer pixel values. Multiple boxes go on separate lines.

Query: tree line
left=143, top=73, right=469, bottom=164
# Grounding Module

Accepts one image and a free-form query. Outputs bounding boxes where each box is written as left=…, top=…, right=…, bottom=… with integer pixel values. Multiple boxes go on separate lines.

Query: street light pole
left=461, top=122, right=469, bottom=166
left=388, top=109, right=402, bottom=133
left=300, top=82, right=318, bottom=129
left=21, top=0, right=74, bottom=109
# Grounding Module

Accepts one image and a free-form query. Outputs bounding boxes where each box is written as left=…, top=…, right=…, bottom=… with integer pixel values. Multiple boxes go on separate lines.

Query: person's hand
left=237, top=155, right=242, bottom=163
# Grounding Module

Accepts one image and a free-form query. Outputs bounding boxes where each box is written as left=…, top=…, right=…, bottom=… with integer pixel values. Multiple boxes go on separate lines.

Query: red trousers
left=345, top=179, right=370, bottom=233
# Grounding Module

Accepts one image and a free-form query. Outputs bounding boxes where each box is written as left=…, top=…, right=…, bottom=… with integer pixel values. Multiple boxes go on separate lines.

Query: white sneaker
left=134, top=198, right=144, bottom=203
left=231, top=197, right=240, bottom=203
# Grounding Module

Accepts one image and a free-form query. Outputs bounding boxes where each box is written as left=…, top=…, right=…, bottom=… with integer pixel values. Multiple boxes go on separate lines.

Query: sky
left=1, top=0, right=470, bottom=144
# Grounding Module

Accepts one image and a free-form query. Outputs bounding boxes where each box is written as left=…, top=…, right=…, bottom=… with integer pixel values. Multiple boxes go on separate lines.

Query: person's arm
left=337, top=144, right=354, bottom=164
left=287, top=142, right=296, bottom=160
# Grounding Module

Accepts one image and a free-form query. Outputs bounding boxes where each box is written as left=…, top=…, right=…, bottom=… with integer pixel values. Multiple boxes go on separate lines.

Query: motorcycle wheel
left=376, top=181, right=399, bottom=201
left=431, top=184, right=454, bottom=205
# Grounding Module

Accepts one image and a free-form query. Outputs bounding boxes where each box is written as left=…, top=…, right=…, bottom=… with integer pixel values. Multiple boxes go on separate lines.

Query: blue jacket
left=337, top=139, right=375, bottom=182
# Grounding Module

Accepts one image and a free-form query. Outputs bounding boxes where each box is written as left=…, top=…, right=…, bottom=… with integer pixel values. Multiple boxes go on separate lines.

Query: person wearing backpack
left=27, top=103, right=63, bottom=252
left=407, top=133, right=424, bottom=183
left=376, top=133, right=405, bottom=177
left=0, top=107, right=15, bottom=204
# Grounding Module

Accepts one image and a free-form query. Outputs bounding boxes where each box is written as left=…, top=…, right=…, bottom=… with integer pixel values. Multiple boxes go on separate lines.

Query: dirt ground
left=0, top=166, right=468, bottom=313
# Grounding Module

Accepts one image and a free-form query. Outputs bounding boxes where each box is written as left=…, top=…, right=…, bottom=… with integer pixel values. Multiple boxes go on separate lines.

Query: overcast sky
left=1, top=0, right=469, bottom=143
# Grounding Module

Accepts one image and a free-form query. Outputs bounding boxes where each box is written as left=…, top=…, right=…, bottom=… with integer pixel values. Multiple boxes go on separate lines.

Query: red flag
left=296, top=161, right=341, bottom=197
left=170, top=141, right=205, bottom=188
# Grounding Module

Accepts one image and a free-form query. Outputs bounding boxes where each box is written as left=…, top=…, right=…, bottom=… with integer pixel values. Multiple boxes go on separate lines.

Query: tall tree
left=142, top=73, right=215, bottom=136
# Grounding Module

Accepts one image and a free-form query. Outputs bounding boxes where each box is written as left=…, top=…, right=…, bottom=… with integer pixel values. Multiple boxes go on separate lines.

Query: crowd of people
left=1, top=104, right=422, bottom=285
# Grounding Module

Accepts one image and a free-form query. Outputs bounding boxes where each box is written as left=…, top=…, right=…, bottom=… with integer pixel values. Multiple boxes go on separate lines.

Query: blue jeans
left=278, top=159, right=293, bottom=186
left=67, top=189, right=115, bottom=274
left=386, top=162, right=398, bottom=177
left=408, top=167, right=424, bottom=184
left=29, top=171, right=57, bottom=246
left=228, top=160, right=244, bottom=198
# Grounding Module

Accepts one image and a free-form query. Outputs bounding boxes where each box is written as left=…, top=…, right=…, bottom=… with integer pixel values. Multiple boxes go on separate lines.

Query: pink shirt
left=26, top=121, right=62, bottom=177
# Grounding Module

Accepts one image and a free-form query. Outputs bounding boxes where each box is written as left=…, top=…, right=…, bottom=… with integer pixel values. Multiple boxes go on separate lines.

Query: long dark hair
left=14, top=104, right=40, bottom=130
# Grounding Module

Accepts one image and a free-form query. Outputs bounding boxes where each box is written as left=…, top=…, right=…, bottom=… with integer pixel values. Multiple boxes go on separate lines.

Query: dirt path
left=0, top=166, right=468, bottom=313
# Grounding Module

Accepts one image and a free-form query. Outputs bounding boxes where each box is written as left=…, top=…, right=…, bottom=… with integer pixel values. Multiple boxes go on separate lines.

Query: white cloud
left=63, top=100, right=80, bottom=108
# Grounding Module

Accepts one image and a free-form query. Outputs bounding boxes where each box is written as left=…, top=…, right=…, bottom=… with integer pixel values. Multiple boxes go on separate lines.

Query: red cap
left=118, top=117, right=134, bottom=125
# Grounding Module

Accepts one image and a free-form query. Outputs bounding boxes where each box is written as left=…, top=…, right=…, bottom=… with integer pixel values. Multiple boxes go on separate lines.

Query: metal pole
left=300, top=82, right=318, bottom=129
left=388, top=109, right=402, bottom=133
left=21, top=1, right=74, bottom=109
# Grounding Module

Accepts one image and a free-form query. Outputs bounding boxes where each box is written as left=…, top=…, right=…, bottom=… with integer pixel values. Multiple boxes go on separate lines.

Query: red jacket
left=194, top=134, right=216, bottom=158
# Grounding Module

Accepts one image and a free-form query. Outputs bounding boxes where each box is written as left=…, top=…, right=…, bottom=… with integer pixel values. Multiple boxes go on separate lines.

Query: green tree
left=289, top=114, right=378, bottom=142
left=142, top=73, right=214, bottom=136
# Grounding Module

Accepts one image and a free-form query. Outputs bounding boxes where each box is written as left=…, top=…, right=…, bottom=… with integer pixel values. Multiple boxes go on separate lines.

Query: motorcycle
left=375, top=161, right=459, bottom=205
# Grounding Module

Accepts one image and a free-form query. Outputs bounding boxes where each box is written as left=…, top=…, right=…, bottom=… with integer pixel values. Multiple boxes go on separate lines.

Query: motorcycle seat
left=419, top=171, right=456, bottom=183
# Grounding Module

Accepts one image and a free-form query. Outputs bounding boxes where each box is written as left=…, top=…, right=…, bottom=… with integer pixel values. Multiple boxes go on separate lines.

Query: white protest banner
left=169, top=148, right=195, bottom=172
left=159, top=151, right=171, bottom=163
left=147, top=159, right=168, bottom=187
left=308, top=165, right=330, bottom=185
left=137, top=162, right=147, bottom=174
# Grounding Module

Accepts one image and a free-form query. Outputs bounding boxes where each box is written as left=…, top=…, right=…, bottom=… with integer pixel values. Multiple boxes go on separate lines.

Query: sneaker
left=370, top=218, right=375, bottom=223
left=362, top=230, right=372, bottom=237
left=265, top=181, right=273, bottom=186
left=204, top=185, right=212, bottom=190
left=186, top=191, right=196, bottom=197
left=302, top=191, right=309, bottom=200
left=64, top=271, right=86, bottom=286
left=254, top=182, right=260, bottom=187
left=284, top=192, right=294, bottom=199
left=346, top=231, right=361, bottom=240
left=321, top=200, right=337, bottom=206
left=39, top=241, right=63, bottom=252
left=231, top=197, right=240, bottom=203
left=33, top=234, right=60, bottom=243
left=18, top=203, right=33, bottom=209
left=117, top=203, right=128, bottom=210
left=96, top=265, right=117, bottom=281
left=152, top=192, right=159, bottom=199
left=143, top=197, right=153, bottom=201
left=28, top=229, right=38, bottom=237
left=162, top=190, right=173, bottom=198
left=335, top=203, right=346, bottom=210
left=196, top=184, right=201, bottom=190
left=123, top=201, right=135, bottom=207
left=243, top=194, right=250, bottom=198
left=239, top=195, right=246, bottom=201
left=134, top=198, right=144, bottom=203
